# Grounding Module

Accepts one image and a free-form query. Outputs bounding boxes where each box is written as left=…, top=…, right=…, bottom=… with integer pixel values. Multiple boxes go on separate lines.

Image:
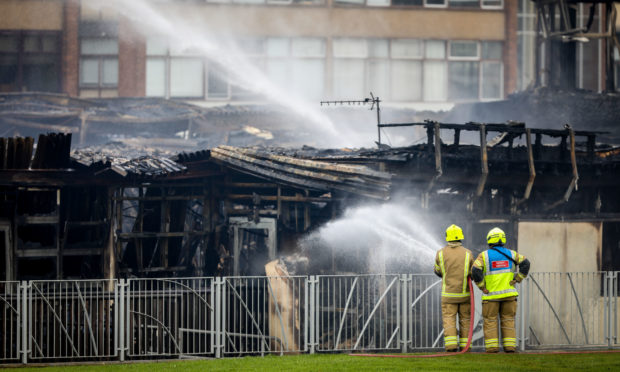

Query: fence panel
left=0, top=281, right=21, bottom=362
left=523, top=272, right=608, bottom=348
left=221, top=276, right=306, bottom=355
left=126, top=277, right=214, bottom=357
left=28, top=280, right=117, bottom=360
left=315, top=275, right=400, bottom=352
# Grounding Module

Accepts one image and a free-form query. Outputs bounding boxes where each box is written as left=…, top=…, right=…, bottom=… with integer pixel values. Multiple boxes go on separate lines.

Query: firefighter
left=471, top=227, right=530, bottom=353
left=434, top=224, right=474, bottom=352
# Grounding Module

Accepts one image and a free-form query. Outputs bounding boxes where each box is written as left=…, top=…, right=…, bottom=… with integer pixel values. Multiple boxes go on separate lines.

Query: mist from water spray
left=99, top=0, right=371, bottom=147
left=300, top=202, right=443, bottom=273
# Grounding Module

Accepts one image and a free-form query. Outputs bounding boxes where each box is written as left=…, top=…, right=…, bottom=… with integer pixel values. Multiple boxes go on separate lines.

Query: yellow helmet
left=487, top=227, right=506, bottom=245
left=445, top=224, right=464, bottom=242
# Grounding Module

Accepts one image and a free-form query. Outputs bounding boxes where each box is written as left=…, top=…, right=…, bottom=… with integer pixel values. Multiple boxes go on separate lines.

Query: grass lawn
left=7, top=352, right=620, bottom=372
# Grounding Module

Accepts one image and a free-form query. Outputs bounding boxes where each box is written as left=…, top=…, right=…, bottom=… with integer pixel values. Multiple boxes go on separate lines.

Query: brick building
left=0, top=1, right=618, bottom=108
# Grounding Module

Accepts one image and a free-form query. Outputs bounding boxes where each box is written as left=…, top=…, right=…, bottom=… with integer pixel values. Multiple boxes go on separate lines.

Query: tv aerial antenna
left=320, top=92, right=383, bottom=146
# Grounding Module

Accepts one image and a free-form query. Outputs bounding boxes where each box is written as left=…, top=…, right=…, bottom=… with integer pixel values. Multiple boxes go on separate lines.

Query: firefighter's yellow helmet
left=487, top=227, right=506, bottom=245
left=445, top=224, right=464, bottom=242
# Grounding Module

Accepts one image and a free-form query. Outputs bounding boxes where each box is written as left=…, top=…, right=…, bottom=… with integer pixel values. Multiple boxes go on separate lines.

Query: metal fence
left=2, top=272, right=620, bottom=364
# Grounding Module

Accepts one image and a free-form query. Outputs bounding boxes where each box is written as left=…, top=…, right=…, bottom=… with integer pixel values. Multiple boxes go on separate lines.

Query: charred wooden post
left=587, top=135, right=596, bottom=162
left=453, top=129, right=460, bottom=146
left=426, top=125, right=434, bottom=153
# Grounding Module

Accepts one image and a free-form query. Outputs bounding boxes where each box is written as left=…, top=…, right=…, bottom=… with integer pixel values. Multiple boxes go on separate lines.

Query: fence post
left=20, top=281, right=28, bottom=364
left=519, top=278, right=526, bottom=352
left=608, top=272, right=617, bottom=349
left=214, top=277, right=222, bottom=358
left=609, top=271, right=618, bottom=346
left=400, top=274, right=408, bottom=353
left=309, top=275, right=316, bottom=354
left=118, top=279, right=126, bottom=361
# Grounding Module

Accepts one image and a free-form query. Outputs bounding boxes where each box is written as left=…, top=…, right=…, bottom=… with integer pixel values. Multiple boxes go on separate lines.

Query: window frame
left=0, top=30, right=61, bottom=93
left=146, top=40, right=210, bottom=100
left=79, top=37, right=119, bottom=89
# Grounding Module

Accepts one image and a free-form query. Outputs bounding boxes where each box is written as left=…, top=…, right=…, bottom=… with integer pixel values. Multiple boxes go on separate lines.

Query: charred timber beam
left=118, top=231, right=208, bottom=239
left=379, top=122, right=604, bottom=138
left=113, top=195, right=207, bottom=201
left=515, top=129, right=536, bottom=207
left=226, top=194, right=333, bottom=203
left=427, top=121, right=442, bottom=192
left=544, top=128, right=580, bottom=211
left=476, top=124, right=488, bottom=197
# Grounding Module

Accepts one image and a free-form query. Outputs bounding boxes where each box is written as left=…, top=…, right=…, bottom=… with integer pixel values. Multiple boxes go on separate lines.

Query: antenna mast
left=320, top=92, right=382, bottom=146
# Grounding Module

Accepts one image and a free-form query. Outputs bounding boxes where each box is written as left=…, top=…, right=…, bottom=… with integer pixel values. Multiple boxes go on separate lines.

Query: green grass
left=7, top=352, right=620, bottom=372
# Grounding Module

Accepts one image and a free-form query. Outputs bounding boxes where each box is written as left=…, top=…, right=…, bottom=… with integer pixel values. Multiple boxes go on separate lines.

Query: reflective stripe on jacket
left=434, top=242, right=474, bottom=303
left=473, top=247, right=527, bottom=301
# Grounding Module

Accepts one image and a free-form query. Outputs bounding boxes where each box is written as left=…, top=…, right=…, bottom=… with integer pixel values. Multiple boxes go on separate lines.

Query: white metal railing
left=1, top=272, right=619, bottom=364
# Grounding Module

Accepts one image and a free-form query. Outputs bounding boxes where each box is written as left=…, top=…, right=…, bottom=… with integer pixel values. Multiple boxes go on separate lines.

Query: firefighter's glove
left=509, top=280, right=516, bottom=286
left=482, top=288, right=489, bottom=294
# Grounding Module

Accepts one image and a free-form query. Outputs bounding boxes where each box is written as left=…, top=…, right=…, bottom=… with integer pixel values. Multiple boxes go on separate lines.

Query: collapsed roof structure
left=1, top=114, right=620, bottom=280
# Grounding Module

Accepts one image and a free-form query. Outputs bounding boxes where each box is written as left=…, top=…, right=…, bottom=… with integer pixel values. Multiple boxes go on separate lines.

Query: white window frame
left=424, top=0, right=447, bottom=8
left=448, top=40, right=480, bottom=61
left=481, top=0, right=503, bottom=10
left=146, top=39, right=208, bottom=100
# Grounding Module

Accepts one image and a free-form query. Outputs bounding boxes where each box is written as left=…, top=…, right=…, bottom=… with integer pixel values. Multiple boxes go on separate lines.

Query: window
left=448, top=40, right=502, bottom=101
left=517, top=0, right=536, bottom=91
left=332, top=38, right=501, bottom=103
left=146, top=36, right=326, bottom=101
left=79, top=38, right=118, bottom=88
left=481, top=0, right=503, bottom=9
left=449, top=0, right=479, bottom=7
left=146, top=38, right=205, bottom=98
left=0, top=32, right=60, bottom=93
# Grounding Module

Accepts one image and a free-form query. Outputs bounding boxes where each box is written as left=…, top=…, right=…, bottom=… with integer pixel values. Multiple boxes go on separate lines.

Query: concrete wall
left=518, top=222, right=605, bottom=346
left=0, top=0, right=63, bottom=30
left=518, top=221, right=602, bottom=273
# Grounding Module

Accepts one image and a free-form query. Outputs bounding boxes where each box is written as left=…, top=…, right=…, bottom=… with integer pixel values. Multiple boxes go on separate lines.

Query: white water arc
left=301, top=203, right=443, bottom=273
left=95, top=0, right=360, bottom=146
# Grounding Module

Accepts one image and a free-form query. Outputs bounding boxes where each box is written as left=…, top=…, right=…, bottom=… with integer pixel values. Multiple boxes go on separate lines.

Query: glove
left=482, top=288, right=489, bottom=294
left=509, top=280, right=516, bottom=286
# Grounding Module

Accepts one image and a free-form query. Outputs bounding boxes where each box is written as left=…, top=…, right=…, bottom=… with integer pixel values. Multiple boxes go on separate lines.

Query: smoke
left=88, top=0, right=379, bottom=147
left=299, top=201, right=443, bottom=274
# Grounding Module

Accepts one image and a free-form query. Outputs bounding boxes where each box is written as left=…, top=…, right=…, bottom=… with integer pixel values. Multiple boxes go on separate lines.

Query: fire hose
left=350, top=278, right=475, bottom=358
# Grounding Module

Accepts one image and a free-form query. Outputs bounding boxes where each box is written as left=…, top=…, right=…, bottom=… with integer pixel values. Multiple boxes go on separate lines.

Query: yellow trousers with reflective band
left=482, top=297, right=518, bottom=352
left=441, top=302, right=471, bottom=351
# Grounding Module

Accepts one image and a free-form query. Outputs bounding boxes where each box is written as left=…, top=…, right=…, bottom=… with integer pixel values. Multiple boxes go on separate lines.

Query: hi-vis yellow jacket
left=472, top=246, right=529, bottom=301
left=434, top=242, right=474, bottom=304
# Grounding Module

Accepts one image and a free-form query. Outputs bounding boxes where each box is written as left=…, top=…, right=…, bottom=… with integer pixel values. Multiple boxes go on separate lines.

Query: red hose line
left=351, top=278, right=475, bottom=358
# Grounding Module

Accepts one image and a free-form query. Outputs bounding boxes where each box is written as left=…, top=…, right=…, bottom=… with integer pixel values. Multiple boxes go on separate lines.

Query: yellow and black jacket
left=434, top=242, right=474, bottom=304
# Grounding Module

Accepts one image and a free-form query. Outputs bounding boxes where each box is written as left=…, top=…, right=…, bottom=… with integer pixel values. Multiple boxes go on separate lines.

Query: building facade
left=1, top=1, right=618, bottom=107
left=0, top=0, right=517, bottom=108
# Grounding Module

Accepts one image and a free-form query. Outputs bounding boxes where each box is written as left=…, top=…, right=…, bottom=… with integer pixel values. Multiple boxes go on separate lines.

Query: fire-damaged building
left=2, top=115, right=620, bottom=281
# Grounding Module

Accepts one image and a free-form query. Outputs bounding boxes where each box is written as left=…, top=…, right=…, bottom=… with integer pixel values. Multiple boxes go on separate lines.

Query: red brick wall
left=118, top=16, right=146, bottom=97
left=61, top=0, right=79, bottom=97
left=504, top=0, right=518, bottom=97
